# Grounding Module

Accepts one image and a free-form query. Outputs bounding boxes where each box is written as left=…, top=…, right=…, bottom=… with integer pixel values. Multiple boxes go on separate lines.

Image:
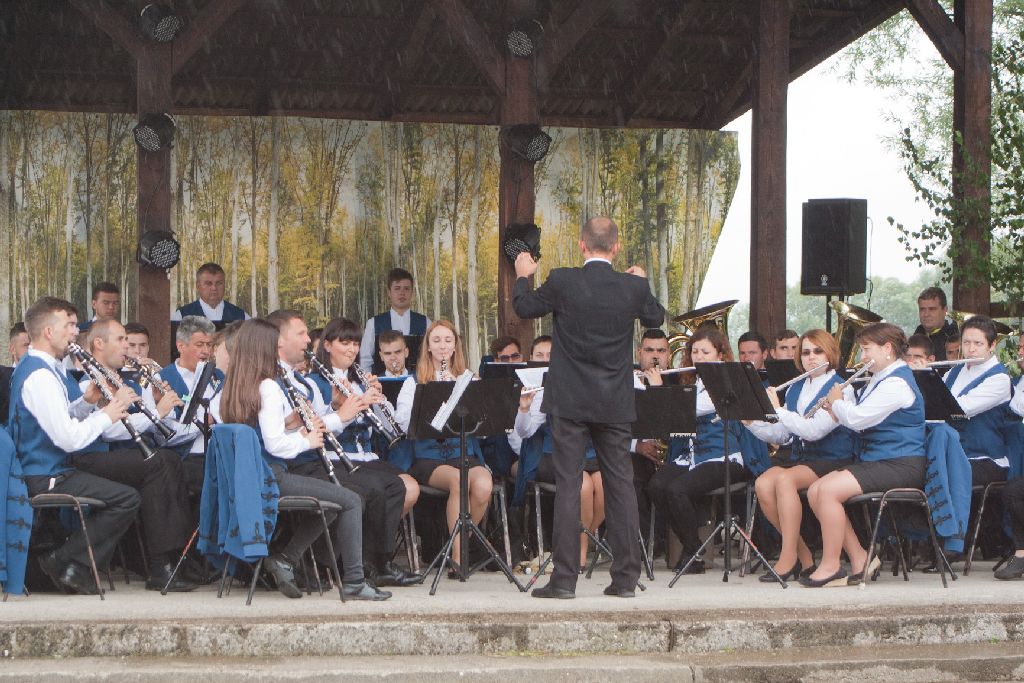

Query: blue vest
left=77, top=320, right=93, bottom=334
left=856, top=364, right=925, bottom=462
left=307, top=372, right=374, bottom=455
left=160, top=362, right=225, bottom=420
left=177, top=299, right=247, bottom=322
left=693, top=397, right=745, bottom=468
left=785, top=375, right=857, bottom=462
left=374, top=310, right=428, bottom=337
left=944, top=362, right=1012, bottom=463
left=8, top=355, right=103, bottom=476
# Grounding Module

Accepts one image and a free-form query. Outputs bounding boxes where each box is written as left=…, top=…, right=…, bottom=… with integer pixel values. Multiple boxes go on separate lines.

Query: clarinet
left=304, top=351, right=404, bottom=447
left=277, top=366, right=358, bottom=481
left=93, top=358, right=176, bottom=440
left=350, top=360, right=407, bottom=447
left=68, top=342, right=157, bottom=460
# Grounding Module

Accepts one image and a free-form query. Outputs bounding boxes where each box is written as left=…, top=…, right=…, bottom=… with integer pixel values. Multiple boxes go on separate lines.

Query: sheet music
left=515, top=366, right=547, bottom=391
left=430, top=369, right=475, bottom=432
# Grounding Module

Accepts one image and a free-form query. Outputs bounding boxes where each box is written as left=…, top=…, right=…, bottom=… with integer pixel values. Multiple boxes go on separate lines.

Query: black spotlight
left=501, top=124, right=552, bottom=163
left=138, top=230, right=181, bottom=270
left=139, top=3, right=184, bottom=43
left=506, top=19, right=543, bottom=58
left=133, top=113, right=175, bottom=152
left=502, top=223, right=542, bottom=265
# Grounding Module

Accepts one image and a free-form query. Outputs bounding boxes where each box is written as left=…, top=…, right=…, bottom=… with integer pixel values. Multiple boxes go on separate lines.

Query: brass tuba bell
left=949, top=310, right=1017, bottom=348
left=668, top=299, right=738, bottom=367
left=831, top=300, right=884, bottom=369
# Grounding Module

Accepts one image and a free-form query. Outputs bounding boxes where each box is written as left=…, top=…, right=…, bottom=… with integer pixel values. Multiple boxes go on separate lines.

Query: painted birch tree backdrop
left=0, top=111, right=739, bottom=367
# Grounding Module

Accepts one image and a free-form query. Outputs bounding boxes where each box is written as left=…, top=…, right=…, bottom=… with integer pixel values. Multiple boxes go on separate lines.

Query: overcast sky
left=697, top=44, right=939, bottom=308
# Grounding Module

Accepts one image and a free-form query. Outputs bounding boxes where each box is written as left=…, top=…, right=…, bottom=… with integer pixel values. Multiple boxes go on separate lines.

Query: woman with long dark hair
left=219, top=319, right=390, bottom=600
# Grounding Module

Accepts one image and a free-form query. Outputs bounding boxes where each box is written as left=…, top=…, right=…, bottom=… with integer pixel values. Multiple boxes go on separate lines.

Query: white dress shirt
left=746, top=371, right=842, bottom=445
left=1010, top=376, right=1024, bottom=418
left=256, top=378, right=316, bottom=459
left=359, top=308, right=432, bottom=372
left=831, top=360, right=915, bottom=432
left=279, top=361, right=347, bottom=435
left=507, top=388, right=546, bottom=455
left=329, top=367, right=390, bottom=463
left=77, top=377, right=172, bottom=443
left=947, top=356, right=1011, bottom=418
left=149, top=361, right=217, bottom=454
left=21, top=348, right=112, bottom=453
left=171, top=299, right=251, bottom=322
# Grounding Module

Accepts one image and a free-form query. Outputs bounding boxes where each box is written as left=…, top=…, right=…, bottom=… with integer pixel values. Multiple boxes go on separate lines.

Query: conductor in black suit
left=513, top=217, right=665, bottom=598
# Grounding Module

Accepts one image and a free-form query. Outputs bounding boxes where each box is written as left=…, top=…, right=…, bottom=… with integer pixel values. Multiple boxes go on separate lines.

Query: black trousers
left=548, top=417, right=639, bottom=591
left=970, top=458, right=1008, bottom=488
left=72, top=448, right=192, bottom=558
left=631, top=451, right=658, bottom=544
left=25, top=469, right=140, bottom=571
left=290, top=458, right=406, bottom=560
left=647, top=460, right=749, bottom=556
left=1002, top=478, right=1024, bottom=551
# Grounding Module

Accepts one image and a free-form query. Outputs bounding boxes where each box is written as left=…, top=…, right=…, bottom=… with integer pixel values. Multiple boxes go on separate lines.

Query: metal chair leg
left=313, top=503, right=345, bottom=602
left=533, top=483, right=546, bottom=574
left=408, top=507, right=421, bottom=574
left=245, top=557, right=265, bottom=606
left=858, top=498, right=887, bottom=591
left=965, top=482, right=1002, bottom=576
left=740, top=489, right=757, bottom=577
left=497, top=484, right=512, bottom=568
left=217, top=556, right=231, bottom=598
left=72, top=499, right=106, bottom=600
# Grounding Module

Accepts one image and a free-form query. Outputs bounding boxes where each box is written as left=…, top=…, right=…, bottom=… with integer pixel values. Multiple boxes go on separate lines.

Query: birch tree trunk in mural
left=466, top=127, right=482, bottom=369
left=267, top=117, right=281, bottom=312
left=655, top=131, right=669, bottom=311
left=79, top=113, right=98, bottom=304
left=63, top=125, right=76, bottom=301
left=0, top=114, right=10, bottom=360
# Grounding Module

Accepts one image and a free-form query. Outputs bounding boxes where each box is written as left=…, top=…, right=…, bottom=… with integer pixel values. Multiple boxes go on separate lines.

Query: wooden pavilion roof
left=2, top=0, right=903, bottom=130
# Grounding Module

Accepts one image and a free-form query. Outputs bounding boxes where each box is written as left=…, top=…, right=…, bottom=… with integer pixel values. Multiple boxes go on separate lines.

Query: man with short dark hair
left=78, top=282, right=121, bottom=333
left=904, top=333, right=936, bottom=369
left=1, top=323, right=30, bottom=426
left=913, top=286, right=958, bottom=361
left=171, top=263, right=250, bottom=323
left=359, top=268, right=431, bottom=373
left=124, top=322, right=151, bottom=362
left=771, top=329, right=799, bottom=361
left=377, top=331, right=410, bottom=377
left=737, top=331, right=769, bottom=370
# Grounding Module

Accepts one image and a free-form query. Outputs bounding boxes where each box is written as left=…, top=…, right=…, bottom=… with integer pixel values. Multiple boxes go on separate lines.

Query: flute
left=927, top=358, right=982, bottom=368
left=806, top=360, right=875, bottom=418
left=772, top=363, right=828, bottom=392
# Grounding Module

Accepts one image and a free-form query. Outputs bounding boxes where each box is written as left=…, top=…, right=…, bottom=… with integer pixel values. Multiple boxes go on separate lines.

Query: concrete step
left=1, top=644, right=1022, bottom=682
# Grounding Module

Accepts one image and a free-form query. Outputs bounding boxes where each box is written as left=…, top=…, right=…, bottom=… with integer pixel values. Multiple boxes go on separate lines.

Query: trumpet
left=806, top=360, right=875, bottom=418
left=68, top=342, right=157, bottom=459
left=278, top=365, right=357, bottom=481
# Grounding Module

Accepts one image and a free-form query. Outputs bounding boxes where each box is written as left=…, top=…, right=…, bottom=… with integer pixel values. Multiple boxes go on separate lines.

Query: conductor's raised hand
left=625, top=265, right=647, bottom=278
left=515, top=251, right=538, bottom=278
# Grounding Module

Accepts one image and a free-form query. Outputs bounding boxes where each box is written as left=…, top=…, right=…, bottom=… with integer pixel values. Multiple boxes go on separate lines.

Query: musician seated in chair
left=306, top=316, right=420, bottom=587
left=737, top=331, right=769, bottom=371
left=10, top=297, right=143, bottom=595
left=770, top=329, right=800, bottom=361
left=743, top=329, right=857, bottom=582
left=217, top=319, right=389, bottom=601
left=904, top=334, right=936, bottom=369
left=804, top=323, right=926, bottom=587
left=646, top=328, right=752, bottom=575
left=75, top=318, right=196, bottom=591
left=393, top=320, right=490, bottom=575
left=378, top=330, right=411, bottom=378
left=997, top=342, right=1024, bottom=580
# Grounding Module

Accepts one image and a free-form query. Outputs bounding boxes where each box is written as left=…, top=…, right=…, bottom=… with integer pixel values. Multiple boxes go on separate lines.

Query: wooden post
left=497, top=0, right=538, bottom=347
left=951, top=0, right=992, bottom=314
left=136, top=43, right=174, bottom=364
left=749, top=0, right=789, bottom=337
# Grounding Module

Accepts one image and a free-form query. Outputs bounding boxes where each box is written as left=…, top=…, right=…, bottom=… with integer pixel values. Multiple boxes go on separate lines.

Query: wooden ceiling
left=0, top=0, right=904, bottom=130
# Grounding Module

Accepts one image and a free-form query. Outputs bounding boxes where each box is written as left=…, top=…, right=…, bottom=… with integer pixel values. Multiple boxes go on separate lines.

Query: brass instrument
left=125, top=356, right=174, bottom=396
left=68, top=342, right=157, bottom=459
left=328, top=353, right=407, bottom=448
left=831, top=301, right=884, bottom=369
left=668, top=299, right=737, bottom=368
left=949, top=310, right=1017, bottom=346
left=806, top=360, right=875, bottom=418
left=277, top=366, right=357, bottom=480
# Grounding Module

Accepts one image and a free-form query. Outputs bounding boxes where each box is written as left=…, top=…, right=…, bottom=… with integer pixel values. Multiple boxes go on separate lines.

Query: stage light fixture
left=506, top=19, right=543, bottom=57
left=139, top=3, right=184, bottom=43
left=132, top=113, right=176, bottom=152
left=501, top=124, right=552, bottom=163
left=501, top=223, right=542, bottom=265
left=138, top=230, right=181, bottom=270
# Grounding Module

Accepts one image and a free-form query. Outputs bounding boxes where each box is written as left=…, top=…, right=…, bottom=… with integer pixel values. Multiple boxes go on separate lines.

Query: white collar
left=391, top=307, right=412, bottom=318
left=27, top=347, right=61, bottom=371
left=583, top=257, right=612, bottom=265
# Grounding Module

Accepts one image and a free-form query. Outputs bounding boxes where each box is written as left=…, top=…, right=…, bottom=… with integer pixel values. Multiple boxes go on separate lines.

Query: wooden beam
left=537, top=0, right=615, bottom=89
left=904, top=0, right=964, bottom=72
left=67, top=0, right=144, bottom=61
left=381, top=3, right=439, bottom=115
left=615, top=4, right=694, bottom=124
left=749, top=0, right=788, bottom=339
left=430, top=0, right=506, bottom=96
left=951, top=0, right=992, bottom=314
left=171, top=0, right=252, bottom=74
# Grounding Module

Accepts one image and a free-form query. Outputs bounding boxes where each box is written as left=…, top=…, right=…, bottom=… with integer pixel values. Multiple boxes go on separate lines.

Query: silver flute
left=773, top=363, right=829, bottom=392
left=806, top=360, right=875, bottom=418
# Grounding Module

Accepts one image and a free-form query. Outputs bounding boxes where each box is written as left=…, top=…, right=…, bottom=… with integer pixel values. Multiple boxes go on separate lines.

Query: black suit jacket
left=513, top=261, right=665, bottom=423
left=0, top=364, right=13, bottom=427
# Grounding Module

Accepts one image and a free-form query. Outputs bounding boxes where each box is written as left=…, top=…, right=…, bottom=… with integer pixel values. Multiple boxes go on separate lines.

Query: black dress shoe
left=798, top=567, right=849, bottom=588
left=673, top=555, right=705, bottom=575
left=264, top=554, right=303, bottom=599
left=800, top=564, right=817, bottom=579
left=342, top=582, right=392, bottom=600
left=847, top=556, right=882, bottom=585
left=532, top=583, right=575, bottom=599
left=760, top=561, right=801, bottom=583
left=59, top=561, right=102, bottom=595
left=373, top=561, right=420, bottom=587
left=603, top=584, right=635, bottom=598
left=994, top=555, right=1024, bottom=580
left=37, top=550, right=70, bottom=594
left=146, top=562, right=197, bottom=592
left=923, top=551, right=964, bottom=574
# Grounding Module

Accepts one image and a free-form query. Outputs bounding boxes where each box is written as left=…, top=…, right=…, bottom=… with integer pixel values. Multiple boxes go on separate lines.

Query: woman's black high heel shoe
left=760, top=561, right=801, bottom=583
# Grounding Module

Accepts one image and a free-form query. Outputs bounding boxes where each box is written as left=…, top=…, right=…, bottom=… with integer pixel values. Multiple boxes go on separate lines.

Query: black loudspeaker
left=800, top=198, right=867, bottom=296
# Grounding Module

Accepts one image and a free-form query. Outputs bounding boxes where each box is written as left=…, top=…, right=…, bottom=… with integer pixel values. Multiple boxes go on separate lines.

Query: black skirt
left=843, top=456, right=927, bottom=494
left=536, top=454, right=600, bottom=484
left=408, top=457, right=484, bottom=486
left=776, top=458, right=853, bottom=478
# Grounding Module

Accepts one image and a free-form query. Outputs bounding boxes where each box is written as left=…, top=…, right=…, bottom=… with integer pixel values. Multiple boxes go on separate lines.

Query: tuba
left=668, top=300, right=737, bottom=367
left=949, top=310, right=1017, bottom=347
left=831, top=300, right=884, bottom=368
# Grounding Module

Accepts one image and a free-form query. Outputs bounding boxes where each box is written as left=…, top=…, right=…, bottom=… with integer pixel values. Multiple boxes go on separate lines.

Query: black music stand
left=179, top=360, right=217, bottom=455
left=669, top=362, right=786, bottom=587
left=765, top=360, right=800, bottom=400
left=408, top=377, right=526, bottom=595
left=913, top=369, right=968, bottom=424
